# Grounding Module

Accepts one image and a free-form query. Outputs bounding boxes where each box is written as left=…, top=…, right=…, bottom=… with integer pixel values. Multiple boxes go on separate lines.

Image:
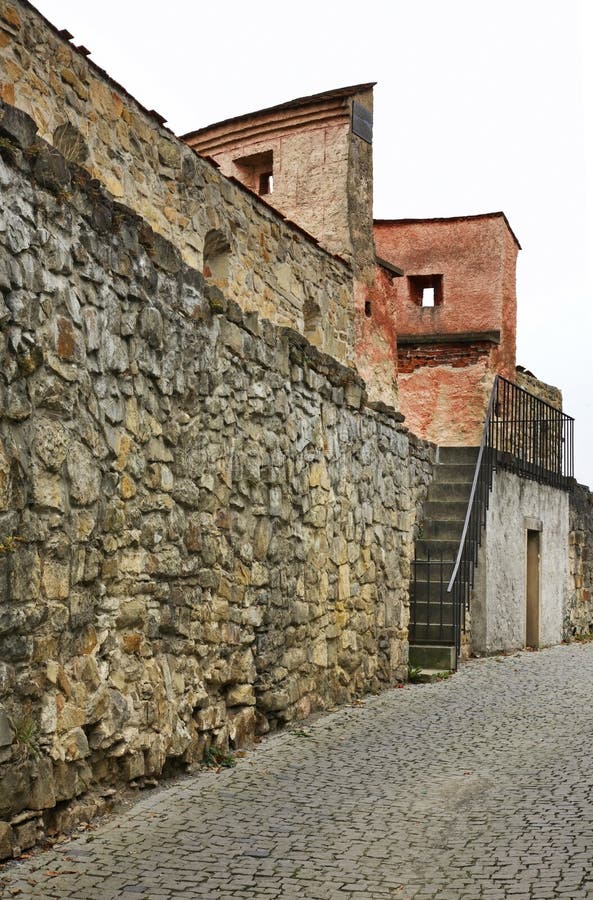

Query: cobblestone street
left=2, top=642, right=593, bottom=900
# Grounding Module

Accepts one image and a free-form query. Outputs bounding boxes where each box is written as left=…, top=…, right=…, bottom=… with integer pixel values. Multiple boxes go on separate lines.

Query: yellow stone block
left=235, top=561, right=251, bottom=585
left=120, top=474, right=136, bottom=500
left=0, top=5, right=21, bottom=28
left=108, top=173, right=126, bottom=200
left=115, top=433, right=132, bottom=472
left=42, top=559, right=70, bottom=600
left=124, top=397, right=140, bottom=436
left=309, top=460, right=330, bottom=491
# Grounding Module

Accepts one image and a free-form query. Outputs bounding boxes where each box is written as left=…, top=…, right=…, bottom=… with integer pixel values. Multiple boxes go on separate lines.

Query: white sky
left=33, top=0, right=593, bottom=485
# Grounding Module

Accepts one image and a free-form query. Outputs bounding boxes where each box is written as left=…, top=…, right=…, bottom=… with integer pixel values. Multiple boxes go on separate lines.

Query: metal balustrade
left=410, top=375, right=575, bottom=661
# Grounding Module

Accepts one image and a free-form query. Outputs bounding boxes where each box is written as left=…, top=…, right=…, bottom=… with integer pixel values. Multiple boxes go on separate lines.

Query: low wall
left=471, top=468, right=569, bottom=654
left=567, top=483, right=593, bottom=637
left=515, top=368, right=562, bottom=410
left=0, top=105, right=431, bottom=855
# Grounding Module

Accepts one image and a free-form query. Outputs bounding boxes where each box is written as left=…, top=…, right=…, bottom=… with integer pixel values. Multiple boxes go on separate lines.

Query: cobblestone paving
left=2, top=643, right=593, bottom=899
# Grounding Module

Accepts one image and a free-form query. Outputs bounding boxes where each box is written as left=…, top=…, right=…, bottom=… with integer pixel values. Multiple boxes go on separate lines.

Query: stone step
left=424, top=500, right=469, bottom=521
left=408, top=643, right=457, bottom=670
left=428, top=481, right=472, bottom=502
left=410, top=623, right=457, bottom=644
left=433, top=463, right=476, bottom=484
left=412, top=668, right=453, bottom=684
left=411, top=561, right=455, bottom=587
left=414, top=539, right=459, bottom=560
left=408, top=446, right=480, bottom=669
left=411, top=594, right=455, bottom=618
left=438, top=446, right=480, bottom=465
left=422, top=519, right=464, bottom=541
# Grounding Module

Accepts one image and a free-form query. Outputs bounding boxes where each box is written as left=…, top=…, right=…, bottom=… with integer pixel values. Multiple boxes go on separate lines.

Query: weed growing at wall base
left=407, top=664, right=424, bottom=683
left=202, top=747, right=236, bottom=769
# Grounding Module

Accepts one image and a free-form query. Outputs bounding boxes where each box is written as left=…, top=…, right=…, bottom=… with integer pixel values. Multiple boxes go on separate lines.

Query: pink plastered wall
left=355, top=266, right=399, bottom=407
left=371, top=214, right=519, bottom=445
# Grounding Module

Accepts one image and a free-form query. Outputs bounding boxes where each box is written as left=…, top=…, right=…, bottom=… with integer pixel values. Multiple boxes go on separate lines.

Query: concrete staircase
left=409, top=446, right=478, bottom=670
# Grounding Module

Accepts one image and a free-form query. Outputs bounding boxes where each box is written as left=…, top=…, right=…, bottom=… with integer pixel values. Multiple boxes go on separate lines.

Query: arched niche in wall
left=53, top=122, right=88, bottom=164
left=303, top=296, right=323, bottom=347
left=203, top=229, right=231, bottom=286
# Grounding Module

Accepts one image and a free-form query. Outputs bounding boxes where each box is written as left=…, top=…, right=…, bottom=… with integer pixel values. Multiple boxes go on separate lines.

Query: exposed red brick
left=398, top=340, right=493, bottom=373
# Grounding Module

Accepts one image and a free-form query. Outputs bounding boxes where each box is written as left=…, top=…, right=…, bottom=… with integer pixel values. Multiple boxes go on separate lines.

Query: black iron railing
left=409, top=549, right=457, bottom=647
left=491, top=376, right=574, bottom=486
left=446, top=375, right=574, bottom=654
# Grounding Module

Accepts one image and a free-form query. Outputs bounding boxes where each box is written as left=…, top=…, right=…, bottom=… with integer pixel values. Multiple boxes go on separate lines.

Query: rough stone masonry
left=0, top=101, right=435, bottom=856
left=0, top=0, right=355, bottom=366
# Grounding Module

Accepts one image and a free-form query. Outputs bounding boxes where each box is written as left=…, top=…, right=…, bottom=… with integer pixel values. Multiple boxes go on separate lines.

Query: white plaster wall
left=470, top=469, right=569, bottom=654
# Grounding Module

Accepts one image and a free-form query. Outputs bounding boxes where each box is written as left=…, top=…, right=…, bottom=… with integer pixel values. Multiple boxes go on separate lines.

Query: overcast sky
left=33, top=0, right=593, bottom=485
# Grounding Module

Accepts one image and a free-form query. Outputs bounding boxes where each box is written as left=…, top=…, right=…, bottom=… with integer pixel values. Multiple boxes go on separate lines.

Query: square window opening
left=408, top=274, right=443, bottom=308
left=233, top=149, right=274, bottom=196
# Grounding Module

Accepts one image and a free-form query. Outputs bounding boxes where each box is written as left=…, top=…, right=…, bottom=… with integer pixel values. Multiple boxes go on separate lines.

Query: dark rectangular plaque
left=352, top=101, right=373, bottom=144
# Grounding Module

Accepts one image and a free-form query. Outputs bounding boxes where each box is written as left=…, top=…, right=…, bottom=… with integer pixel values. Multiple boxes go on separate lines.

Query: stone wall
left=567, top=483, right=593, bottom=637
left=0, top=1, right=355, bottom=365
left=184, top=85, right=375, bottom=269
left=0, top=103, right=431, bottom=855
left=515, top=367, right=563, bottom=410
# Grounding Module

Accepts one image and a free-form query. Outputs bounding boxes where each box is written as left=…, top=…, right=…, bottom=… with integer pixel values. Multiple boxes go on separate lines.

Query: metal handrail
left=447, top=375, right=499, bottom=593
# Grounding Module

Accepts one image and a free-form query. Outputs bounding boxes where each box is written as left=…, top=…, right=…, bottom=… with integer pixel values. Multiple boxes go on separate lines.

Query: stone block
left=0, top=821, right=13, bottom=860
left=40, top=692, right=57, bottom=734
left=225, top=684, right=255, bottom=707
left=123, top=751, right=145, bottom=781
left=31, top=469, right=64, bottom=511
left=42, top=558, right=70, bottom=600
left=34, top=147, right=71, bottom=192
left=258, top=690, right=290, bottom=713
left=195, top=702, right=226, bottom=732
left=0, top=102, right=37, bottom=147
left=67, top=443, right=101, bottom=505
left=0, top=764, right=32, bottom=818
left=29, top=757, right=56, bottom=810
left=32, top=418, right=69, bottom=472
left=0, top=707, right=14, bottom=746
left=61, top=727, right=90, bottom=761
left=8, top=547, right=41, bottom=601
left=0, top=439, right=12, bottom=511
left=228, top=707, right=256, bottom=748
left=116, top=599, right=146, bottom=629
left=11, top=810, right=42, bottom=852
left=52, top=760, right=91, bottom=802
